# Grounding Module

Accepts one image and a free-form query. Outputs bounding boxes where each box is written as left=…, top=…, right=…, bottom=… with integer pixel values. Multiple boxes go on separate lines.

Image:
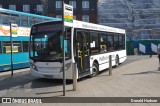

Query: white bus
left=29, top=20, right=126, bottom=79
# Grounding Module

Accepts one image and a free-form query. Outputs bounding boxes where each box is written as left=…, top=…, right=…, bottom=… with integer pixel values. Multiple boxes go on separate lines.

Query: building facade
left=0, top=0, right=98, bottom=23
left=0, top=0, right=43, bottom=15
left=48, top=0, right=98, bottom=23
left=98, top=0, right=160, bottom=40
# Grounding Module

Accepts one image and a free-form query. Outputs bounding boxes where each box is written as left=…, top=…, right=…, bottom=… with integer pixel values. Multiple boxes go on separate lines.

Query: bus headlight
left=30, top=62, right=38, bottom=71
left=60, top=63, right=71, bottom=72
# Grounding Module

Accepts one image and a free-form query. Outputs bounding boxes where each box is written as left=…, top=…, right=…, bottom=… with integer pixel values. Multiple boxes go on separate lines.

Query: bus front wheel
left=90, top=63, right=99, bottom=77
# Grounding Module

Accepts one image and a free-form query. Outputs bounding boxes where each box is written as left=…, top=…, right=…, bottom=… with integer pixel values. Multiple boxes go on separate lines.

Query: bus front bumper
left=30, top=68, right=63, bottom=79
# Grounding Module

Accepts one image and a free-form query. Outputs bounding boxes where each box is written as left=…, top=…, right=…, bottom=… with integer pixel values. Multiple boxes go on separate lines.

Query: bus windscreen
left=30, top=21, right=71, bottom=62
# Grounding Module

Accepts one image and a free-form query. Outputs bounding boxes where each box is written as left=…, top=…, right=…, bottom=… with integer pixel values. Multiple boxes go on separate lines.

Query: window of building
left=82, top=15, right=89, bottom=22
left=74, top=15, right=76, bottom=19
left=9, top=5, right=16, bottom=10
left=56, top=15, right=62, bottom=19
left=37, top=5, right=43, bottom=12
left=3, top=41, right=22, bottom=53
left=21, top=16, right=28, bottom=27
left=82, top=1, right=89, bottom=9
left=10, top=15, right=20, bottom=25
left=23, top=5, right=30, bottom=12
left=23, top=41, right=29, bottom=52
left=69, top=1, right=76, bottom=8
left=0, top=5, right=2, bottom=8
left=1, top=13, right=10, bottom=25
left=90, top=32, right=99, bottom=54
left=56, top=1, right=62, bottom=9
left=99, top=33, right=107, bottom=53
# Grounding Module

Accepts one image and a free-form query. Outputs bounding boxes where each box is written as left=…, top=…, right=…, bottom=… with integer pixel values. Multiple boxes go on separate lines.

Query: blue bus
left=0, top=8, right=59, bottom=72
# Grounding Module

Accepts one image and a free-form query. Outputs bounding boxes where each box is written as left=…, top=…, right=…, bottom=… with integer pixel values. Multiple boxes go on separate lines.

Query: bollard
left=158, top=55, right=160, bottom=71
left=109, top=55, right=112, bottom=75
left=73, top=63, right=77, bottom=91
left=158, top=61, right=160, bottom=71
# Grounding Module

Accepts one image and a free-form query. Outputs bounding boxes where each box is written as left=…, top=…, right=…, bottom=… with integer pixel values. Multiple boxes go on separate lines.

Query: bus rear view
left=29, top=21, right=72, bottom=79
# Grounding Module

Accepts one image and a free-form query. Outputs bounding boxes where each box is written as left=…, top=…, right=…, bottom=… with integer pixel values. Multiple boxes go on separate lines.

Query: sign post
left=62, top=2, right=74, bottom=96
left=62, top=1, right=66, bottom=96
left=10, top=23, right=18, bottom=76
left=63, top=2, right=76, bottom=91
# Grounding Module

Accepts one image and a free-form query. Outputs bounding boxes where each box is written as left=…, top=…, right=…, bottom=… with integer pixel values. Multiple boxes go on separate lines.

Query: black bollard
left=109, top=55, right=112, bottom=75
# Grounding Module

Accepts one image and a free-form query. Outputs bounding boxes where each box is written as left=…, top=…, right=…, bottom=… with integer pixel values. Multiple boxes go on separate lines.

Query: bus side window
left=122, top=35, right=125, bottom=49
left=107, top=34, right=114, bottom=52
left=23, top=41, right=29, bottom=52
left=21, top=16, right=28, bottom=27
left=90, top=32, right=99, bottom=54
left=0, top=41, right=2, bottom=54
left=10, top=14, right=20, bottom=25
left=114, top=34, right=119, bottom=50
left=99, top=33, right=107, bottom=53
left=34, top=18, right=42, bottom=24
left=119, top=35, right=123, bottom=50
left=1, top=13, right=10, bottom=25
left=43, top=19, right=50, bottom=22
left=13, top=41, right=22, bottom=53
left=3, top=41, right=22, bottom=53
left=3, top=41, right=10, bottom=53
left=29, top=17, right=35, bottom=27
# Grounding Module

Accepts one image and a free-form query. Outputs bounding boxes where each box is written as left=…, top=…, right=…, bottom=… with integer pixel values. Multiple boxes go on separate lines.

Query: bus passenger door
left=76, top=31, right=90, bottom=77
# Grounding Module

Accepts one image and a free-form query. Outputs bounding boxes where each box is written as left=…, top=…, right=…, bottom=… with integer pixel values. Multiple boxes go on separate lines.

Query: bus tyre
left=91, top=63, right=99, bottom=77
left=115, top=55, right=119, bottom=67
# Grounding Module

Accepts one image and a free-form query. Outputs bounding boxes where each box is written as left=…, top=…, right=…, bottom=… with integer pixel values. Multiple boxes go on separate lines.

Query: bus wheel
left=115, top=55, right=119, bottom=67
left=90, top=63, right=99, bottom=77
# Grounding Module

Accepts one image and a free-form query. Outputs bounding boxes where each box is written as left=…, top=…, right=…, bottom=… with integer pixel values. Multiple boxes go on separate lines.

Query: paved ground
left=0, top=56, right=160, bottom=106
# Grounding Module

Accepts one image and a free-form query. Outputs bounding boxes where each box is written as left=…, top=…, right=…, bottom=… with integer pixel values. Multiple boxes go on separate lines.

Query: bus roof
left=0, top=8, right=59, bottom=20
left=73, top=20, right=125, bottom=34
left=30, top=19, right=125, bottom=34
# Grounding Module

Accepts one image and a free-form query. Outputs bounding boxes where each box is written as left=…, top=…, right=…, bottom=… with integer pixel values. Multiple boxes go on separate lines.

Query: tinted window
left=99, top=33, right=107, bottom=53
left=34, top=18, right=42, bottom=24
left=3, top=41, right=22, bottom=53
left=10, top=14, right=20, bottom=25
left=1, top=13, right=10, bottom=25
left=90, top=32, right=99, bottom=54
left=29, top=17, right=35, bottom=26
left=119, top=34, right=125, bottom=50
left=21, top=16, right=28, bottom=27
left=114, top=34, right=119, bottom=50
left=23, top=41, right=29, bottom=52
left=43, top=19, right=50, bottom=22
left=107, top=33, right=114, bottom=52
